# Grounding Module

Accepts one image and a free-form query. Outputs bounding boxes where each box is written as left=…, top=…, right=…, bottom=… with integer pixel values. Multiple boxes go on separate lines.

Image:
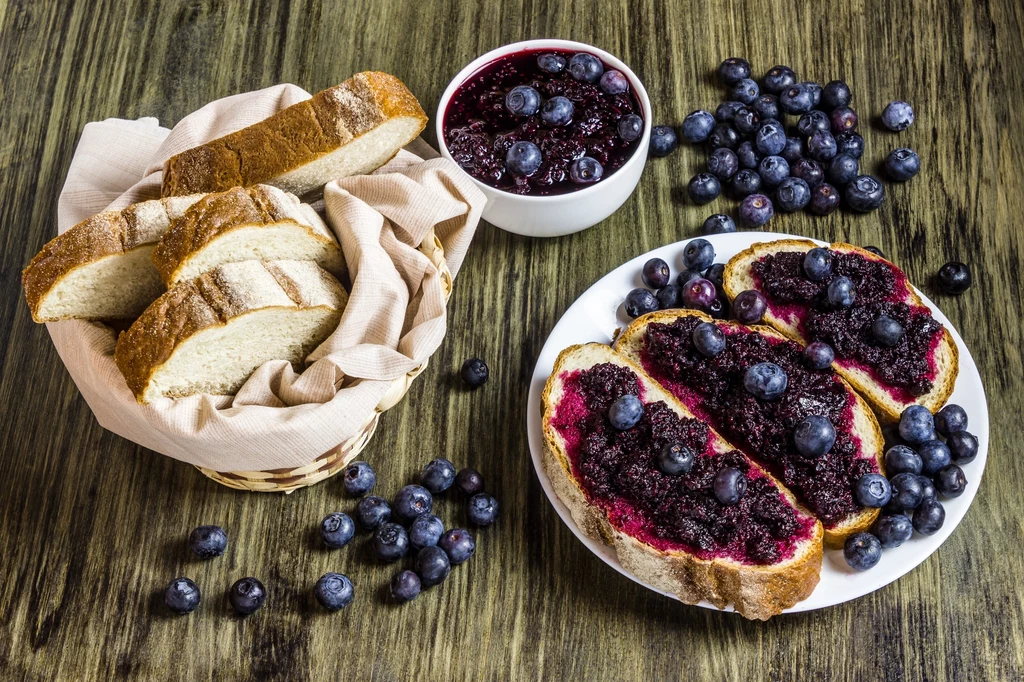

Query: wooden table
left=2, top=1, right=1022, bottom=679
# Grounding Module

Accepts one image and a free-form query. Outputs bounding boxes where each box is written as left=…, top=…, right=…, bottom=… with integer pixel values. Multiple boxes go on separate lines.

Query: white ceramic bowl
left=436, top=39, right=651, bottom=238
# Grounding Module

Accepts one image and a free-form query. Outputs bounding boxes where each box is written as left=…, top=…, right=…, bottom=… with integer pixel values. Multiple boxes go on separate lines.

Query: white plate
left=526, top=231, right=989, bottom=614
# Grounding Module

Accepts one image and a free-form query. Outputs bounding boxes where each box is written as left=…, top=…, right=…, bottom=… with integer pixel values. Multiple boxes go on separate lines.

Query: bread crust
left=542, top=343, right=823, bottom=620
left=722, top=239, right=958, bottom=423
left=160, top=72, right=428, bottom=197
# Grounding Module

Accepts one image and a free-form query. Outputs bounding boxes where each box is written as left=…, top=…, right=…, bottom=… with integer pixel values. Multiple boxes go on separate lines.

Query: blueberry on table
left=656, top=284, right=682, bottom=309
left=414, top=546, right=452, bottom=587
left=947, top=431, right=979, bottom=463
left=855, top=473, right=893, bottom=508
left=863, top=245, right=886, bottom=258
left=421, top=458, right=456, bottom=494
left=687, top=173, right=721, bottom=205
left=468, top=493, right=500, bottom=526
left=569, top=157, right=603, bottom=184
left=737, top=141, right=762, bottom=169
left=935, top=464, right=968, bottom=498
left=460, top=358, right=489, bottom=389
left=624, top=288, right=659, bottom=318
left=537, top=53, right=566, bottom=74
left=890, top=472, right=926, bottom=510
left=791, top=158, right=824, bottom=187
left=899, top=405, right=935, bottom=444
left=715, top=100, right=745, bottom=123
left=718, top=57, right=751, bottom=85
left=680, top=110, right=715, bottom=143
left=599, top=69, right=629, bottom=95
left=355, top=496, right=392, bottom=531
left=886, top=148, right=921, bottom=181
left=506, top=141, right=543, bottom=176
left=794, top=415, right=837, bottom=458
left=409, top=514, right=445, bottom=552
left=390, top=570, right=421, bottom=603
left=164, top=577, right=201, bottom=615
left=775, top=177, right=811, bottom=212
left=755, top=120, right=787, bottom=155
left=657, top=442, right=695, bottom=476
left=882, top=100, right=915, bottom=131
left=844, top=175, right=886, bottom=211
left=807, top=130, right=838, bottom=162
left=739, top=194, right=774, bottom=227
left=781, top=136, right=805, bottom=164
left=692, top=321, right=726, bottom=357
left=373, top=522, right=411, bottom=562
left=753, top=94, right=781, bottom=122
left=730, top=78, right=760, bottom=105
left=713, top=467, right=747, bottom=506
left=835, top=131, right=865, bottom=159
left=702, top=214, right=736, bottom=235
left=394, top=485, right=433, bottom=522
left=732, top=290, right=768, bottom=324
left=708, top=124, right=740, bottom=151
left=343, top=461, right=376, bottom=496
left=314, top=572, right=354, bottom=611
left=912, top=498, right=945, bottom=535
left=683, top=238, right=716, bottom=271
left=935, top=404, right=968, bottom=437
left=568, top=53, right=604, bottom=83
left=744, top=362, right=788, bottom=400
left=780, top=84, right=814, bottom=115
left=730, top=169, right=763, bottom=198
left=608, top=394, right=643, bottom=430
left=680, top=277, right=718, bottom=310
left=802, top=341, right=835, bottom=370
left=732, top=107, right=760, bottom=136
left=918, top=440, right=952, bottom=476
left=826, top=154, right=859, bottom=186
left=228, top=577, right=267, bottom=615
left=809, top=183, right=841, bottom=215
left=872, top=314, right=905, bottom=347
left=829, top=106, right=858, bottom=135
left=504, top=85, right=541, bottom=117
left=758, top=155, right=790, bottom=189
left=762, top=65, right=797, bottom=94
left=827, top=276, right=857, bottom=308
left=439, top=528, right=477, bottom=565
left=541, top=96, right=574, bottom=127
left=796, top=110, right=830, bottom=137
left=802, top=247, right=833, bottom=281
left=844, top=533, right=882, bottom=571
left=707, top=148, right=739, bottom=180
left=189, top=525, right=227, bottom=559
left=801, top=81, right=823, bottom=107
left=617, top=114, right=644, bottom=142
left=649, top=125, right=678, bottom=157
left=320, top=512, right=356, bottom=549
left=822, top=80, right=852, bottom=111
left=872, top=514, right=913, bottom=549
left=937, top=261, right=972, bottom=294
left=885, top=445, right=924, bottom=476
left=455, top=467, right=485, bottom=496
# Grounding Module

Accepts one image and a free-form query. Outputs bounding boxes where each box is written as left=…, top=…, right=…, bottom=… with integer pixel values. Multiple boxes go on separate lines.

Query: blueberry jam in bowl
left=436, top=40, right=651, bottom=237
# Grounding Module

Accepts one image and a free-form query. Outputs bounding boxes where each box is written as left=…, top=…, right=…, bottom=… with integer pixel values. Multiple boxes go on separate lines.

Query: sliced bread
left=114, top=260, right=347, bottom=404
left=161, top=72, right=428, bottom=199
left=151, top=185, right=345, bottom=286
left=23, top=194, right=205, bottom=322
left=722, top=239, right=958, bottom=422
left=542, top=343, right=822, bottom=620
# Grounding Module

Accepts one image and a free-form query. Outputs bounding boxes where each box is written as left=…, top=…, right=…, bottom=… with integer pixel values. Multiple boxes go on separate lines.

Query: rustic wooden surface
left=1, top=0, right=1022, bottom=679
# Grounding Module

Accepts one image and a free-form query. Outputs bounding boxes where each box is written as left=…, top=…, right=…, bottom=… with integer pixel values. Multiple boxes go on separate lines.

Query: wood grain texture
left=1, top=0, right=1023, bottom=679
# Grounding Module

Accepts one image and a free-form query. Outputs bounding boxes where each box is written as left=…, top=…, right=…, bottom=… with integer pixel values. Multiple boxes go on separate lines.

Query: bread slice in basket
left=616, top=310, right=884, bottom=548
left=542, top=343, right=822, bottom=620
left=114, top=259, right=347, bottom=404
left=151, top=185, right=345, bottom=287
left=722, top=239, right=958, bottom=423
left=22, top=194, right=205, bottom=322
left=161, top=72, right=428, bottom=199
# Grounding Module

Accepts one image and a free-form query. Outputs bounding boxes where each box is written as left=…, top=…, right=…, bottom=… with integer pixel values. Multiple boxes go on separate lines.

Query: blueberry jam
left=551, top=363, right=812, bottom=565
left=639, top=318, right=878, bottom=528
left=752, top=250, right=943, bottom=400
left=443, top=49, right=643, bottom=195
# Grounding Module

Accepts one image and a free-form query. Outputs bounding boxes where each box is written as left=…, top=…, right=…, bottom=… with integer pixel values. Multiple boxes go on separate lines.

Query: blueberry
left=744, top=362, right=787, bottom=400
left=164, top=577, right=201, bottom=614
left=642, top=258, right=671, bottom=289
left=775, top=177, right=811, bottom=212
left=320, top=512, right=356, bottom=549
left=882, top=101, right=915, bottom=131
left=890, top=472, right=926, bottom=510
left=708, top=124, right=740, bottom=151
left=649, top=125, right=678, bottom=157
left=919, top=475, right=938, bottom=502
left=739, top=193, right=774, bottom=227
left=343, top=461, right=376, bottom=496
left=826, top=153, right=859, bottom=186
left=822, top=80, right=852, bottom=110
left=681, top=110, right=716, bottom=143
left=657, top=442, right=695, bottom=476
left=624, top=287, right=659, bottom=318
left=702, top=214, right=736, bottom=235
left=931, top=405, right=967, bottom=440
left=617, top=114, right=644, bottom=142
left=796, top=110, right=830, bottom=137
left=781, top=136, right=805, bottom=164
left=688, top=173, right=721, bottom=205
left=802, top=247, right=833, bottom=281
left=541, top=96, right=574, bottom=127
left=762, top=65, right=797, bottom=94
left=718, top=57, right=751, bottom=85
left=803, top=341, right=835, bottom=370
left=569, top=156, right=603, bottom=184
left=692, top=321, right=726, bottom=357
left=504, top=85, right=541, bottom=116
left=421, top=458, right=456, bottom=494
left=704, top=263, right=725, bottom=289
left=680, top=277, right=718, bottom=310
left=791, top=158, right=824, bottom=187
left=414, top=546, right=452, bottom=587
left=373, top=522, right=410, bottom=562
left=855, top=473, right=892, bottom=508
left=755, top=120, right=786, bottom=155
left=506, top=141, right=543, bottom=176
left=912, top=498, right=945, bottom=535
left=229, top=577, right=267, bottom=615
left=468, top=493, right=500, bottom=526
left=899, top=405, right=935, bottom=444
left=390, top=570, right=421, bottom=603
left=885, top=445, right=923, bottom=475
left=599, top=69, right=629, bottom=95
left=827, top=276, right=856, bottom=308
left=829, top=106, right=858, bottom=135
left=753, top=94, right=780, bottom=121
left=936, top=463, right=969, bottom=499
left=356, top=496, right=392, bottom=530
left=886, top=148, right=920, bottom=182
left=863, top=245, right=886, bottom=258
left=871, top=314, right=904, bottom=348
left=730, top=169, right=763, bottom=197
left=937, top=261, right=972, bottom=294
left=713, top=467, right=747, bottom=506
left=780, top=85, right=813, bottom=115
left=656, top=284, right=683, bottom=309
left=189, top=525, right=228, bottom=559
left=730, top=78, right=759, bottom=105
left=809, top=182, right=841, bottom=215
left=707, top=296, right=728, bottom=320
left=394, top=484, right=433, bottom=522
left=455, top=467, right=484, bottom=496
left=314, top=572, right=354, bottom=611
left=807, top=130, right=837, bottom=162
left=409, top=514, right=444, bottom=551
left=568, top=53, right=604, bottom=83
left=948, top=431, right=979, bottom=464
left=439, top=528, right=476, bottom=565
left=758, top=155, right=790, bottom=189
left=732, top=290, right=767, bottom=324
left=793, top=415, right=837, bottom=458
left=608, top=394, right=643, bottom=430
left=918, top=440, right=952, bottom=476
left=872, top=513, right=913, bottom=549
left=537, top=53, right=567, bottom=73
left=801, top=82, right=823, bottom=107
left=683, top=238, right=716, bottom=271
left=461, top=357, right=489, bottom=388
left=835, top=131, right=865, bottom=159
left=707, top=148, right=739, bottom=180
left=715, top=101, right=745, bottom=123
left=844, top=533, right=882, bottom=571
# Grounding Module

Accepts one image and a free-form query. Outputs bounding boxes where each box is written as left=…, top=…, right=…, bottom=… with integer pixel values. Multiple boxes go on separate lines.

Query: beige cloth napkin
left=48, top=84, right=486, bottom=472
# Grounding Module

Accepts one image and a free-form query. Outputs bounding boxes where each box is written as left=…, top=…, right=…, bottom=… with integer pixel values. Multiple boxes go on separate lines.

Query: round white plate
left=526, top=231, right=989, bottom=614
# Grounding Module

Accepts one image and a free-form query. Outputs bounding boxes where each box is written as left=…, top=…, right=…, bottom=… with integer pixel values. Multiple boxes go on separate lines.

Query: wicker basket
left=194, top=232, right=453, bottom=493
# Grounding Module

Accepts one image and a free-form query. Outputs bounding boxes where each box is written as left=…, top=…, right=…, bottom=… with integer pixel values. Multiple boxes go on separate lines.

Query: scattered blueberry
left=343, top=461, right=376, bottom=496
left=642, top=258, right=671, bottom=289
left=758, top=155, right=790, bottom=189
left=937, top=261, right=972, bottom=294
left=803, top=341, right=835, bottom=370
left=739, top=193, right=773, bottom=227
left=373, top=522, right=410, bottom=562
left=753, top=94, right=780, bottom=121
left=608, top=394, right=643, bottom=430
left=890, top=472, right=926, bottom=510
left=807, top=130, right=838, bottom=161
left=718, top=57, right=751, bottom=85
left=882, top=100, right=915, bottom=131
left=537, top=53, right=567, bottom=73
left=355, top=495, right=392, bottom=530
left=599, top=69, right=629, bottom=95
left=505, top=141, right=542, bottom=176
left=541, top=96, right=574, bottom=127
left=730, top=78, right=759, bottom=105
left=569, top=156, right=603, bottom=184
left=681, top=110, right=716, bottom=143
left=730, top=169, right=763, bottom=197
left=935, top=404, right=967, bottom=437
left=762, top=65, right=797, bottom=94
left=886, top=148, right=920, bottom=181
left=779, top=84, right=813, bottom=115
left=414, top=546, right=451, bottom=587
left=713, top=467, right=747, bottom=506
left=732, top=290, right=767, bottom=324
left=822, top=80, right=852, bottom=110
left=755, top=119, right=786, bottom=155
left=688, top=173, right=721, bottom=205
left=715, top=100, right=745, bottom=122
left=796, top=110, right=830, bottom=137
left=394, top=485, right=433, bottom=522
left=439, top=528, right=476, bottom=565
left=164, top=577, right=201, bottom=614
left=314, top=572, right=354, bottom=611
left=707, top=148, right=739, bottom=180
left=680, top=277, right=718, bottom=310
left=732, top=107, right=760, bottom=136
left=912, top=498, right=945, bottom=535
left=781, top=136, right=805, bottom=164
left=826, top=153, right=859, bottom=186
left=834, top=131, right=865, bottom=159
left=708, top=124, right=740, bottom=150
left=504, top=85, right=541, bottom=117
left=872, top=314, right=904, bottom=347
left=229, top=577, right=267, bottom=615
left=829, top=106, right=858, bottom=134
left=885, top=445, right=923, bottom=476
left=461, top=357, right=489, bottom=388
left=802, top=247, right=833, bottom=281
left=649, top=125, right=678, bottom=157
left=468, top=493, right=500, bottom=526
left=692, top=321, right=726, bottom=357
left=455, top=467, right=484, bottom=496
left=421, top=458, right=456, bottom=494
left=568, top=53, right=603, bottom=83
left=809, top=183, right=841, bottom=215
left=656, top=284, right=682, bottom=310
left=827, top=276, right=856, bottom=307
left=918, top=440, right=952, bottom=476
left=409, top=514, right=445, bottom=551
left=791, top=158, right=824, bottom=187
left=844, top=532, right=882, bottom=571
left=947, top=431, right=979, bottom=463
left=617, top=113, right=644, bottom=142
left=189, top=525, right=228, bottom=560
left=624, top=287, right=659, bottom=318
left=801, top=81, right=823, bottom=107
left=702, top=214, right=736, bottom=235
left=320, top=512, right=356, bottom=549
left=657, top=442, right=695, bottom=476
left=855, top=473, right=892, bottom=508
left=744, top=362, right=787, bottom=400
left=390, top=570, right=421, bottom=603
left=899, top=405, right=935, bottom=444
left=683, top=239, right=716, bottom=271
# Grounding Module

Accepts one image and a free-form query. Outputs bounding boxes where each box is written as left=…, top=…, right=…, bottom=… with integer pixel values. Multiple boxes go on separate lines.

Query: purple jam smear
left=639, top=318, right=879, bottom=529
left=442, top=49, right=642, bottom=195
left=752, top=250, right=943, bottom=401
left=550, top=363, right=814, bottom=566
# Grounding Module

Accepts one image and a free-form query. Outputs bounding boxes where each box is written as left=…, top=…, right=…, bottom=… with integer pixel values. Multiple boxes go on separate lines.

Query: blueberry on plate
left=802, top=247, right=833, bottom=282
left=739, top=194, right=774, bottom=227
left=912, top=498, right=945, bottom=535
left=708, top=124, right=740, bottom=151
left=687, top=173, right=721, bottom=205
left=506, top=141, right=543, bottom=176
left=802, top=341, right=835, bottom=370
left=624, top=288, right=659, bottom=318
left=744, top=362, right=787, bottom=400
left=713, top=467, right=747, bottom=506
left=947, top=431, right=979, bottom=463
left=762, top=65, right=797, bottom=94
left=504, top=85, right=541, bottom=117
left=455, top=467, right=484, bottom=496
left=806, top=130, right=837, bottom=162
left=569, top=157, right=603, bottom=184
left=796, top=110, right=830, bottom=137
left=937, top=261, right=972, bottom=294
left=775, top=177, right=811, bottom=212
left=461, top=357, right=489, bottom=388
left=872, top=513, right=913, bottom=549
left=793, top=415, right=837, bottom=458
left=886, top=148, right=920, bottom=182
left=642, top=258, right=671, bottom=289
left=934, top=404, right=968, bottom=436
left=421, top=458, right=457, bottom=494
left=649, top=125, right=678, bottom=157
left=617, top=114, right=644, bottom=143
left=342, top=461, right=376, bottom=496
left=779, top=84, right=813, bottom=115
left=781, top=136, right=805, bottom=164
left=229, top=577, right=267, bottom=615
left=390, top=570, right=421, bottom=603
left=608, top=394, right=643, bottom=430
left=899, top=405, right=935, bottom=444
left=439, top=528, right=476, bottom=565
left=826, top=153, right=859, bottom=186
left=657, top=442, right=695, bottom=476
left=809, top=183, right=841, bottom=215
left=683, top=238, right=716, bottom=271
left=715, top=101, right=745, bottom=123
left=373, top=522, right=410, bottom=562
left=718, top=57, right=751, bottom=85
left=394, top=484, right=433, bottom=522
left=835, top=131, right=865, bottom=159
left=355, top=495, right=392, bottom=531
left=541, top=96, right=574, bottom=127
left=758, top=155, right=790, bottom=189
left=320, top=511, right=356, bottom=549
left=755, top=120, right=787, bottom=156
left=791, top=158, right=824, bottom=187
left=890, top=472, right=926, bottom=510
left=918, top=475, right=938, bottom=502
left=707, top=297, right=728, bottom=320
left=730, top=78, right=760, bottom=105
left=827, top=276, right=856, bottom=308
left=885, top=445, right=923, bottom=476
left=935, top=464, right=968, bottom=498
left=568, top=53, right=604, bottom=83
left=599, top=69, right=629, bottom=95
left=872, top=314, right=904, bottom=347
left=732, top=107, right=760, bottom=136
left=855, top=473, right=892, bottom=508
left=918, top=440, right=952, bottom=476
left=730, top=169, right=763, bottom=198
left=189, top=525, right=228, bottom=559
left=692, top=321, right=726, bottom=357
left=702, top=214, right=736, bottom=235
left=409, top=514, right=445, bottom=552
left=732, top=290, right=767, bottom=324
left=882, top=100, right=915, bottom=131
left=844, top=532, right=882, bottom=571
left=656, top=284, right=683, bottom=310
left=753, top=94, right=780, bottom=121
left=164, top=577, right=201, bottom=614
left=468, top=493, right=500, bottom=526
left=829, top=106, right=858, bottom=134
left=414, top=546, right=452, bottom=587
left=314, top=572, right=354, bottom=611
left=681, top=110, right=716, bottom=143
left=680, top=277, right=718, bottom=310
left=707, top=148, right=739, bottom=180
left=537, top=53, right=566, bottom=73
left=822, top=80, right=852, bottom=110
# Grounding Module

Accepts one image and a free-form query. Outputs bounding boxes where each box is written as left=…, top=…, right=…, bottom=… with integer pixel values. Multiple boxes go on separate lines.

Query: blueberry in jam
left=658, top=442, right=695, bottom=476
left=793, top=415, right=836, bottom=458
left=570, top=157, right=603, bottom=184
left=444, top=49, right=643, bottom=195
left=802, top=341, right=835, bottom=370
left=505, top=86, right=541, bottom=116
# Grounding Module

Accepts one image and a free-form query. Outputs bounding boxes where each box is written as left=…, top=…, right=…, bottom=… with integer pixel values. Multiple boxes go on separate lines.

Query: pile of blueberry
left=649, top=57, right=921, bottom=230
left=623, top=238, right=738, bottom=320
left=843, top=402, right=979, bottom=571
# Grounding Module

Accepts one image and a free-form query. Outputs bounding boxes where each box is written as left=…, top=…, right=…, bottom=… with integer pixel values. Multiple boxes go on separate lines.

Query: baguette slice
left=616, top=309, right=884, bottom=548
left=542, top=343, right=822, bottom=620
left=114, top=260, right=346, bottom=403
left=723, top=239, right=958, bottom=423
left=22, top=195, right=205, bottom=322
left=151, top=185, right=345, bottom=286
left=161, top=72, right=428, bottom=198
